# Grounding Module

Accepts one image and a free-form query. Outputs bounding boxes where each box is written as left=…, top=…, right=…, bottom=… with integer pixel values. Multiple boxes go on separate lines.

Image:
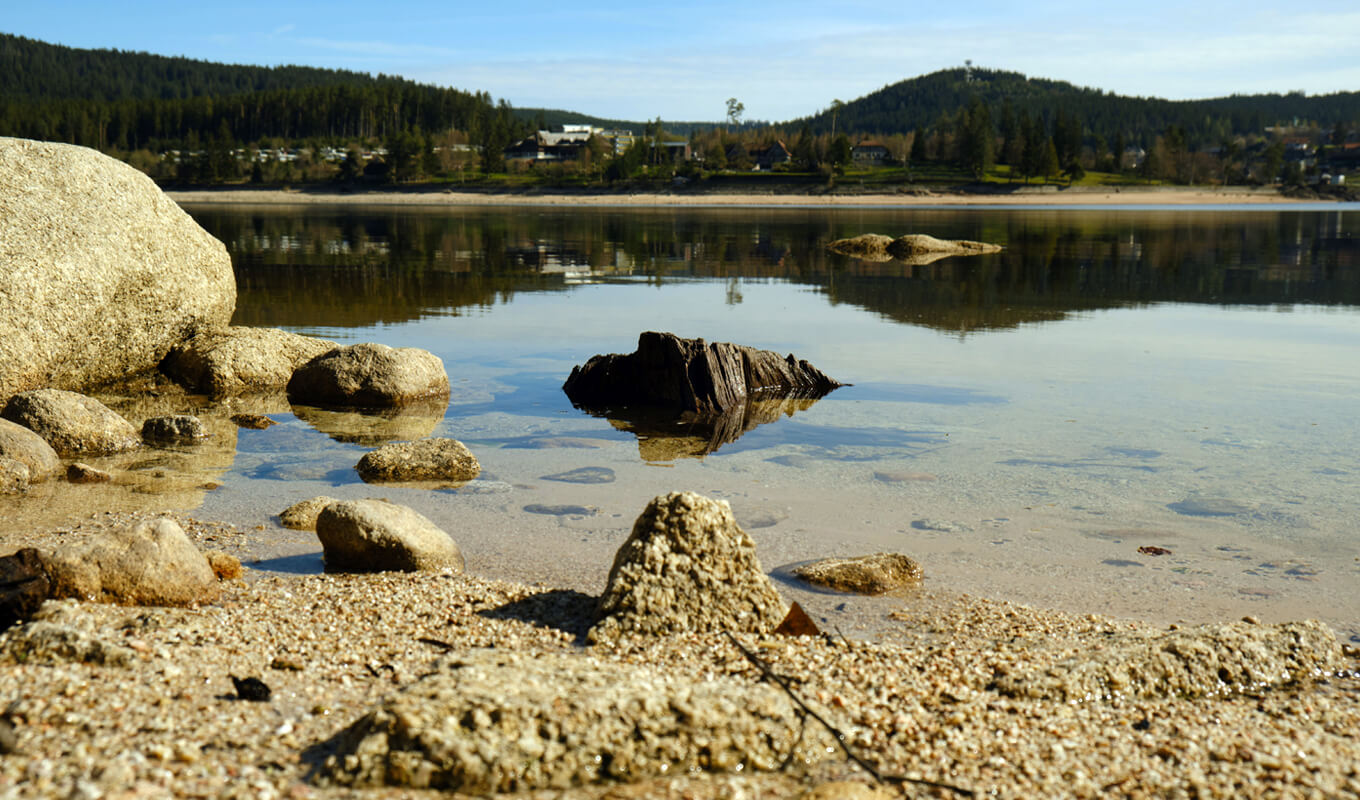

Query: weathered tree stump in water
left=562, top=331, right=844, bottom=415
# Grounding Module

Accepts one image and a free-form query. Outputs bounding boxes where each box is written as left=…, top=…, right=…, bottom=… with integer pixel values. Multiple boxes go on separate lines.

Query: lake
left=33, top=203, right=1360, bottom=640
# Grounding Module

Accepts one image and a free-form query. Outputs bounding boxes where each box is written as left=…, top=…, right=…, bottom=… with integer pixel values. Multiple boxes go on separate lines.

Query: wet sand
left=167, top=185, right=1308, bottom=208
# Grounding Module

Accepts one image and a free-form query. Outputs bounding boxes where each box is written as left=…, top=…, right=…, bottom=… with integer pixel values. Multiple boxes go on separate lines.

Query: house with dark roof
left=852, top=140, right=891, bottom=163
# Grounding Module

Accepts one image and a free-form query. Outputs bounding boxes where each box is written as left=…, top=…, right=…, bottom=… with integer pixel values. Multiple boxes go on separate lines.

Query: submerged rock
left=321, top=650, right=833, bottom=792
left=991, top=619, right=1344, bottom=701
left=288, top=343, right=450, bottom=407
left=42, top=517, right=220, bottom=606
left=0, top=137, right=234, bottom=398
left=793, top=553, right=924, bottom=595
left=315, top=499, right=464, bottom=574
left=65, top=462, right=112, bottom=484
left=354, top=438, right=480, bottom=484
left=1, top=389, right=140, bottom=456
left=141, top=414, right=209, bottom=444
left=0, top=458, right=29, bottom=494
left=589, top=491, right=787, bottom=643
left=563, top=331, right=842, bottom=417
left=162, top=326, right=335, bottom=396
left=828, top=233, right=1002, bottom=264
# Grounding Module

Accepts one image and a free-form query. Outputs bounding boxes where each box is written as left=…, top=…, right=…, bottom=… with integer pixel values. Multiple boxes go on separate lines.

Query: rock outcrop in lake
left=162, top=327, right=335, bottom=396
left=288, top=343, right=450, bottom=407
left=828, top=233, right=1002, bottom=264
left=0, top=138, right=234, bottom=399
left=354, top=438, right=481, bottom=484
left=589, top=491, right=787, bottom=643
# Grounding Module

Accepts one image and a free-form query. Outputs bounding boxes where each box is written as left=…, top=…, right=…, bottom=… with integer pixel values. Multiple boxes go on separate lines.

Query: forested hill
left=0, top=32, right=523, bottom=156
left=801, top=67, right=1360, bottom=147
left=0, top=32, right=387, bottom=101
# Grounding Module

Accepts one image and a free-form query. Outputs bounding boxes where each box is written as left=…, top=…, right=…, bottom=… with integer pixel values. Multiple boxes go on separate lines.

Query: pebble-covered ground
left=2, top=513, right=1359, bottom=799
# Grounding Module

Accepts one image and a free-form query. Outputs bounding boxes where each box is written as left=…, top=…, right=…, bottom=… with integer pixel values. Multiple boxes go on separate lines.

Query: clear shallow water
left=37, top=204, right=1360, bottom=638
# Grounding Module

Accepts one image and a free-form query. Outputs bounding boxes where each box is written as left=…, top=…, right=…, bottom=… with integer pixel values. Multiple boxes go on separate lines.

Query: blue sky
left=7, top=1, right=1360, bottom=122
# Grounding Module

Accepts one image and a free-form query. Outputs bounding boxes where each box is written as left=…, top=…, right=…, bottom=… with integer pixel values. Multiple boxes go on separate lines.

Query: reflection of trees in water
left=190, top=207, right=1360, bottom=334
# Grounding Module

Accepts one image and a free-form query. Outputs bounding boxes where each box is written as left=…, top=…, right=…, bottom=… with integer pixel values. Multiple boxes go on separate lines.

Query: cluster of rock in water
left=1, top=137, right=1355, bottom=796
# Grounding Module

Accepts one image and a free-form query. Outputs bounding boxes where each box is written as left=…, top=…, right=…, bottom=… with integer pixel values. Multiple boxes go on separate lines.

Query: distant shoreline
left=167, top=184, right=1324, bottom=208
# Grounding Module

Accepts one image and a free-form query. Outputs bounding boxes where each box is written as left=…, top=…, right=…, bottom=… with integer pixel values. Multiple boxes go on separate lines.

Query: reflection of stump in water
left=598, top=396, right=821, bottom=461
left=290, top=396, right=449, bottom=446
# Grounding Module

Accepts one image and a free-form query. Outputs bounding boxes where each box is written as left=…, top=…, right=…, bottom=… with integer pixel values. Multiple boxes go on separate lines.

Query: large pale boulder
left=0, top=418, right=61, bottom=481
left=316, top=499, right=464, bottom=573
left=589, top=491, right=787, bottom=643
left=162, top=327, right=335, bottom=396
left=288, top=343, right=450, bottom=407
left=41, top=517, right=220, bottom=606
left=2, top=389, right=140, bottom=455
left=0, top=138, right=235, bottom=398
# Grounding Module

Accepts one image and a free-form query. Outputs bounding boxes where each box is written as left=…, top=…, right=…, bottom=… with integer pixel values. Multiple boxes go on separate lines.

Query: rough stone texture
left=0, top=549, right=51, bottom=630
left=287, top=343, right=450, bottom=407
left=0, top=458, right=29, bottom=494
left=204, top=551, right=243, bottom=581
left=1, top=389, right=140, bottom=455
left=0, top=137, right=234, bottom=398
left=230, top=413, right=276, bottom=430
left=316, top=499, right=464, bottom=574
left=42, top=517, right=220, bottom=606
left=589, top=492, right=787, bottom=644
left=2, top=620, right=133, bottom=667
left=792, top=553, right=924, bottom=595
left=0, top=418, right=61, bottom=481
left=66, top=463, right=112, bottom=484
left=828, top=233, right=1002, bottom=264
left=992, top=619, right=1344, bottom=701
left=800, top=782, right=898, bottom=800
left=141, top=414, right=209, bottom=444
left=162, top=327, right=336, bottom=396
left=564, top=332, right=843, bottom=417
left=355, top=438, right=481, bottom=484
left=321, top=650, right=833, bottom=792
left=279, top=496, right=337, bottom=531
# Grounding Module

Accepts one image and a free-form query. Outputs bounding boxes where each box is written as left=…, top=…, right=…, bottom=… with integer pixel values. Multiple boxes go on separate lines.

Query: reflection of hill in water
left=190, top=206, right=1360, bottom=335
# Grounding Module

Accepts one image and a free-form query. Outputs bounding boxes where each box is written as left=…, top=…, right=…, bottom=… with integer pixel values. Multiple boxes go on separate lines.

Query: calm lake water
left=49, top=203, right=1360, bottom=639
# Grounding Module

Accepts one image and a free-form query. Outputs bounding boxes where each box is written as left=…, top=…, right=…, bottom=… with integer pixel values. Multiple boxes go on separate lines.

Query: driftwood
left=725, top=633, right=974, bottom=797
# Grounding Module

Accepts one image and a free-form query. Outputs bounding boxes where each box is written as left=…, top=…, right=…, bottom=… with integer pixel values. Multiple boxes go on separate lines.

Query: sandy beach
left=3, top=510, right=1359, bottom=799
left=166, top=185, right=1316, bottom=208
